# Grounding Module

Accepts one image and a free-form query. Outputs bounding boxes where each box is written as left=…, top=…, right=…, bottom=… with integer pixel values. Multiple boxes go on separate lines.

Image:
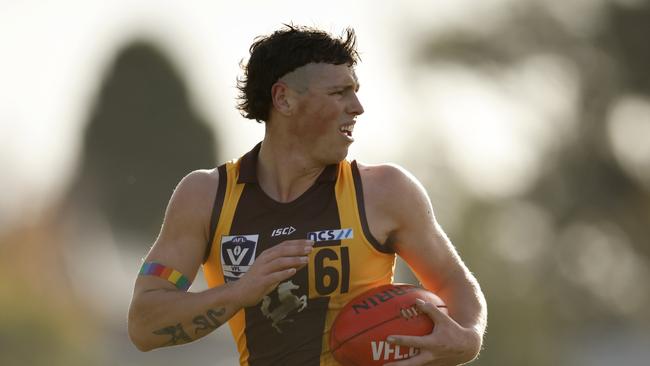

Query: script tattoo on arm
left=153, top=323, right=192, bottom=346
left=193, top=308, right=227, bottom=335
left=151, top=308, right=226, bottom=346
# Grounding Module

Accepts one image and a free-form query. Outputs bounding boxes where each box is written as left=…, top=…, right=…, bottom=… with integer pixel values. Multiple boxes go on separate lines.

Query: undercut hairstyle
left=236, top=24, right=360, bottom=123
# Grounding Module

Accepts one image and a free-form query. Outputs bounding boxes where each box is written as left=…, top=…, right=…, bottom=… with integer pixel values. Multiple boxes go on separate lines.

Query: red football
left=329, top=283, right=447, bottom=366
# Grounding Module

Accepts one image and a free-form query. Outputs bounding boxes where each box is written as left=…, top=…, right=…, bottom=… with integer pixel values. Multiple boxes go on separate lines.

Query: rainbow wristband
left=139, top=262, right=191, bottom=291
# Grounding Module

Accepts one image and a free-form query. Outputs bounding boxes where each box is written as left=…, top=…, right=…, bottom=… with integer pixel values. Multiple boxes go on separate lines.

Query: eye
left=330, top=90, right=345, bottom=96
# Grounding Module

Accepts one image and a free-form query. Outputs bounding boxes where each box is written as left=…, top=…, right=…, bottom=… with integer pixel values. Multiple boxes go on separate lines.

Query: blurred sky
left=0, top=0, right=562, bottom=231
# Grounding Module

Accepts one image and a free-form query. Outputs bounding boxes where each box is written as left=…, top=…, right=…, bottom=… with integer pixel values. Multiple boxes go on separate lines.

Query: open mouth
left=339, top=124, right=354, bottom=138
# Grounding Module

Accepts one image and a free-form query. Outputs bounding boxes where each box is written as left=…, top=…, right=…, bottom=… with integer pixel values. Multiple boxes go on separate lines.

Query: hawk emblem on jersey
left=221, top=235, right=258, bottom=283
left=260, top=281, right=308, bottom=333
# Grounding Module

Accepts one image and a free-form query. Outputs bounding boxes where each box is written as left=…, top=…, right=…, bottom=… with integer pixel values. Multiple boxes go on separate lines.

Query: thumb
left=415, top=298, right=451, bottom=325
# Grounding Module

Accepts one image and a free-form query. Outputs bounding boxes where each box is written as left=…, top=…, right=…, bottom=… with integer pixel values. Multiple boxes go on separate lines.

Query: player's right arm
left=127, top=169, right=312, bottom=351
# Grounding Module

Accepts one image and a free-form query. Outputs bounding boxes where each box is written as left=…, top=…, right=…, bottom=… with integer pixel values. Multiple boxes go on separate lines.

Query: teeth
left=340, top=124, right=354, bottom=133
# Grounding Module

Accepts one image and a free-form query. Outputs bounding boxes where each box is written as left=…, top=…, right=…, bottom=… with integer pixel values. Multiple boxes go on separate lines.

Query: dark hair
left=236, top=24, right=360, bottom=122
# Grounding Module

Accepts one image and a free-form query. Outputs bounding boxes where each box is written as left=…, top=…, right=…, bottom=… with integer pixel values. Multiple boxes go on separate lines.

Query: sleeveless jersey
left=202, top=143, right=396, bottom=366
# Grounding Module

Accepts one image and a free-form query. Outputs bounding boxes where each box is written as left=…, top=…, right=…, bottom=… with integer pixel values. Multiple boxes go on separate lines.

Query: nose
left=348, top=92, right=365, bottom=116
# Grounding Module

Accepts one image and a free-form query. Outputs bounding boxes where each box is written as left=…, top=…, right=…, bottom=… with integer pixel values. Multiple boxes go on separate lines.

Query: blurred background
left=1, top=0, right=649, bottom=365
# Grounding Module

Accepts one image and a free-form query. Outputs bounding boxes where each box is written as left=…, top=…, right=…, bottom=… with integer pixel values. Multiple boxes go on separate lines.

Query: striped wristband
left=139, top=262, right=192, bottom=291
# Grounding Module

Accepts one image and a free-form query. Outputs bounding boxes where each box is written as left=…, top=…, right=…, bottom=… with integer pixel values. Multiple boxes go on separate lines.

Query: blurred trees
left=66, top=41, right=218, bottom=247
left=414, top=1, right=650, bottom=365
left=0, top=40, right=219, bottom=365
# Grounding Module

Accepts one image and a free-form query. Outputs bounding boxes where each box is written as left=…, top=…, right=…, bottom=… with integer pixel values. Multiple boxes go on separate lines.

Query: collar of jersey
left=237, top=142, right=339, bottom=184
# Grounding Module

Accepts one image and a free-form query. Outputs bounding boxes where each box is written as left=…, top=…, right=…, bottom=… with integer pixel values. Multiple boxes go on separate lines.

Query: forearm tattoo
left=153, top=323, right=192, bottom=346
left=152, top=308, right=227, bottom=345
left=193, top=308, right=226, bottom=335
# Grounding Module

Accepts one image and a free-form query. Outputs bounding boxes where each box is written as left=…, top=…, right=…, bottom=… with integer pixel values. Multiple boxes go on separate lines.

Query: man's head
left=237, top=25, right=360, bottom=123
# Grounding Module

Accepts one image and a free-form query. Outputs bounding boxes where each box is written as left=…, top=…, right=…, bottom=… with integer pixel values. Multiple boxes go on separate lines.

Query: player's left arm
left=359, top=163, right=487, bottom=365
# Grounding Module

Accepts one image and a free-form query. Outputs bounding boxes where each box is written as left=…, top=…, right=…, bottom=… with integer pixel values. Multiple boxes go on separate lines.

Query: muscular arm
left=359, top=163, right=487, bottom=362
left=128, top=170, right=311, bottom=351
left=127, top=169, right=236, bottom=351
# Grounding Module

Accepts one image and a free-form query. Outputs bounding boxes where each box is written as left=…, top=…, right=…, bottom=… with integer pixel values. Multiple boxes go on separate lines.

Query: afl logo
left=221, top=234, right=258, bottom=283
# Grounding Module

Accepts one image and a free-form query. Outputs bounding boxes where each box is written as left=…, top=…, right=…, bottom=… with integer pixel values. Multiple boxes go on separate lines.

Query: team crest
left=221, top=234, right=258, bottom=283
left=261, top=280, right=308, bottom=333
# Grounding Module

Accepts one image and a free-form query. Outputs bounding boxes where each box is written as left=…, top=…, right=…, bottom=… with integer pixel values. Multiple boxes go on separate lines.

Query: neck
left=257, top=135, right=326, bottom=203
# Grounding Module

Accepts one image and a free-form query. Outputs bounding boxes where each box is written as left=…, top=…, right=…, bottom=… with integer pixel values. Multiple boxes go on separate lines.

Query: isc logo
left=371, top=341, right=418, bottom=361
left=307, top=228, right=353, bottom=242
left=271, top=226, right=296, bottom=237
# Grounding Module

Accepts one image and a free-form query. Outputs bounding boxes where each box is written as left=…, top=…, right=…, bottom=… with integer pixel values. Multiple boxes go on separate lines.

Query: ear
left=271, top=81, right=295, bottom=116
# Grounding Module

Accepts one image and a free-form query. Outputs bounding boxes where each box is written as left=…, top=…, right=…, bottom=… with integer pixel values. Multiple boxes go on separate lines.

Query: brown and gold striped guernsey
left=202, top=143, right=396, bottom=366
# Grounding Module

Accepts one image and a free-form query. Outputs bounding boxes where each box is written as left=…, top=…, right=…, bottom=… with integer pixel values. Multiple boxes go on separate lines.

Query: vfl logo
left=221, top=235, right=258, bottom=283
left=307, top=228, right=353, bottom=242
left=371, top=341, right=419, bottom=361
left=271, top=226, right=296, bottom=237
left=260, top=280, right=307, bottom=333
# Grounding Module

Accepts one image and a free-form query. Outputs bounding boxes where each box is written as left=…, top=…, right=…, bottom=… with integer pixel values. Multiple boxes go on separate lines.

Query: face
left=285, top=63, right=365, bottom=164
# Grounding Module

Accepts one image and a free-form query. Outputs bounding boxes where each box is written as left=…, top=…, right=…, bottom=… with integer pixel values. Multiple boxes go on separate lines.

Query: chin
left=330, top=147, right=350, bottom=163
left=315, top=141, right=350, bottom=164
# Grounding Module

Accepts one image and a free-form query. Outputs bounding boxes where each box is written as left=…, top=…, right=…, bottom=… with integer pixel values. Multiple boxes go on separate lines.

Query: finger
left=271, top=239, right=315, bottom=252
left=278, top=239, right=315, bottom=246
left=261, top=245, right=311, bottom=261
left=386, top=335, right=427, bottom=349
left=257, top=241, right=314, bottom=263
left=415, top=298, right=451, bottom=324
left=271, top=239, right=315, bottom=253
left=262, top=255, right=309, bottom=273
left=263, top=267, right=297, bottom=285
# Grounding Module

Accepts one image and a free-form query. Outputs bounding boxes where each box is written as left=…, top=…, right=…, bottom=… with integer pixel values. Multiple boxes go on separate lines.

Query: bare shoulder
left=173, top=168, right=220, bottom=204
left=355, top=162, right=420, bottom=185
left=161, top=168, right=220, bottom=240
left=355, top=162, right=428, bottom=210
left=355, top=162, right=433, bottom=246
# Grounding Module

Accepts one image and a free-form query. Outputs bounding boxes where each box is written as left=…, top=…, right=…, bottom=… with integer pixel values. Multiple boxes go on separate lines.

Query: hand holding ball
left=330, top=284, right=448, bottom=365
